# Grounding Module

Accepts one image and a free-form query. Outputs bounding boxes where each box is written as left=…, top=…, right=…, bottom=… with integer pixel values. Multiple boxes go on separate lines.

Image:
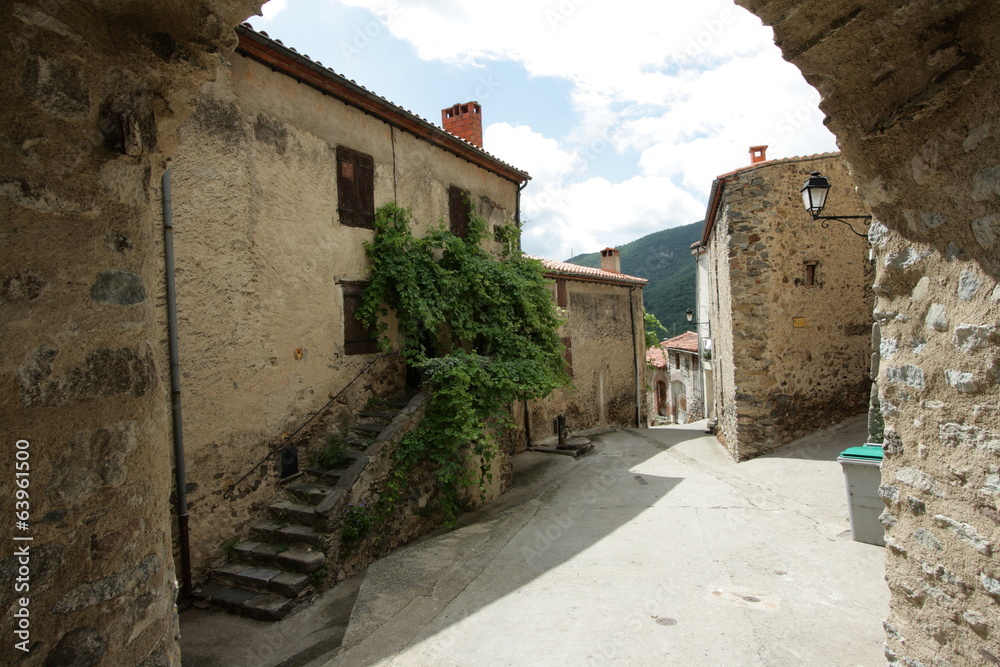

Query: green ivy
left=359, top=202, right=570, bottom=521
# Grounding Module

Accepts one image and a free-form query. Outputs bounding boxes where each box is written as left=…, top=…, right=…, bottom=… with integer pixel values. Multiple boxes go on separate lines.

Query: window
left=341, top=282, right=378, bottom=355
left=337, top=146, right=375, bottom=229
left=556, top=279, right=568, bottom=307
left=674, top=353, right=680, bottom=370
left=803, top=261, right=819, bottom=287
left=561, top=336, right=573, bottom=377
left=448, top=185, right=471, bottom=238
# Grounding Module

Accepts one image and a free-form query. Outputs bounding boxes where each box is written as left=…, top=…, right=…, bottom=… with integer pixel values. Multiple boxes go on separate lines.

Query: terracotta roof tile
left=646, top=346, right=669, bottom=368
left=529, top=256, right=647, bottom=286
left=662, top=331, right=699, bottom=353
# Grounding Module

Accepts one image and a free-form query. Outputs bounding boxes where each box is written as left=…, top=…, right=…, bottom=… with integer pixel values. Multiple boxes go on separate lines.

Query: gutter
left=162, top=168, right=192, bottom=598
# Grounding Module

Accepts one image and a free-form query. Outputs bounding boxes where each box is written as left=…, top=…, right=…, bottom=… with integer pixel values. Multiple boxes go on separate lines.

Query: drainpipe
left=516, top=180, right=528, bottom=251
left=629, top=286, right=641, bottom=427
left=162, top=168, right=192, bottom=598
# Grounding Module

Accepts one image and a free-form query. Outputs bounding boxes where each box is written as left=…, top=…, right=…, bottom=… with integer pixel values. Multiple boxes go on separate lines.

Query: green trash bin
left=837, top=445, right=885, bottom=546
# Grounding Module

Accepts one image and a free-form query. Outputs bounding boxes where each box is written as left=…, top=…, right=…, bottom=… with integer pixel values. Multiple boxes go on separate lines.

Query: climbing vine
left=359, top=202, right=570, bottom=521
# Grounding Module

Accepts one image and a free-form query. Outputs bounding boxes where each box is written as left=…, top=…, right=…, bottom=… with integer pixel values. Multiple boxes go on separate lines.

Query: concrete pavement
left=322, top=417, right=888, bottom=666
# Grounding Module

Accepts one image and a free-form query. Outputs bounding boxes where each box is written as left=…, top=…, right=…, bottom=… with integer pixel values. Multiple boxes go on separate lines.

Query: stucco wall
left=739, top=1, right=1000, bottom=663
left=530, top=279, right=645, bottom=439
left=0, top=1, right=259, bottom=665
left=707, top=154, right=873, bottom=459
left=169, top=51, right=522, bottom=576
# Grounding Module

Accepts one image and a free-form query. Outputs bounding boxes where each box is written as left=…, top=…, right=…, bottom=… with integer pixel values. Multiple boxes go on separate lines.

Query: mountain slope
left=564, top=221, right=702, bottom=335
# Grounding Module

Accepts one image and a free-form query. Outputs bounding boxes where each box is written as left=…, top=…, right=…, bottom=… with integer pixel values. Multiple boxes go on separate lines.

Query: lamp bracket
left=811, top=214, right=872, bottom=239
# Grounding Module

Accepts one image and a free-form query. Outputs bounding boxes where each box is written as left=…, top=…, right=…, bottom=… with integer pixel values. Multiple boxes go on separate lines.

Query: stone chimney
left=600, top=247, right=621, bottom=273
left=749, top=145, right=768, bottom=165
left=442, top=102, right=483, bottom=148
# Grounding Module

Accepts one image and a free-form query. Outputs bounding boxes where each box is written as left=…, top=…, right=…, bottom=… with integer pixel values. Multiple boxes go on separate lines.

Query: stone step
left=232, top=541, right=327, bottom=573
left=193, top=583, right=295, bottom=621
left=212, top=562, right=311, bottom=598
left=251, top=520, right=325, bottom=547
left=357, top=409, right=398, bottom=419
left=285, top=481, right=335, bottom=504
left=269, top=499, right=324, bottom=528
left=350, top=423, right=384, bottom=435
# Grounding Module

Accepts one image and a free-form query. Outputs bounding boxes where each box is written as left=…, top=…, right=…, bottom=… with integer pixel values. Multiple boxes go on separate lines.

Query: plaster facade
left=700, top=152, right=874, bottom=460
left=527, top=259, right=647, bottom=442
left=168, top=26, right=527, bottom=578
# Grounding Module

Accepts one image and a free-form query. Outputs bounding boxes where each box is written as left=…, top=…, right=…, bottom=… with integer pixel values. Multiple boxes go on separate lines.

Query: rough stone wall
left=707, top=154, right=873, bottom=460
left=738, top=0, right=1000, bottom=663
left=0, top=1, right=258, bottom=665
left=530, top=280, right=645, bottom=438
left=169, top=51, right=521, bottom=577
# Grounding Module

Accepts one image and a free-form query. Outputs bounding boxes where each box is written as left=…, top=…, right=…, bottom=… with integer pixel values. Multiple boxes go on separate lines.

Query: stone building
left=3, top=1, right=1000, bottom=664
left=167, top=25, right=530, bottom=578
left=695, top=149, right=874, bottom=460
left=646, top=331, right=702, bottom=424
left=528, top=249, right=648, bottom=441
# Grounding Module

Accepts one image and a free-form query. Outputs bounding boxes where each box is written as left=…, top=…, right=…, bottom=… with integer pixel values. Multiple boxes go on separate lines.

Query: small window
left=803, top=261, right=819, bottom=287
left=341, top=282, right=378, bottom=355
left=448, top=185, right=471, bottom=238
left=674, top=353, right=680, bottom=370
left=556, top=279, right=568, bottom=307
left=337, top=147, right=375, bottom=229
left=692, top=355, right=699, bottom=370
left=561, top=336, right=573, bottom=377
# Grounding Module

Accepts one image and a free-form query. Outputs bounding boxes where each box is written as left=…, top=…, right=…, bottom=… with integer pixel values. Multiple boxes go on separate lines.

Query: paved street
left=182, top=418, right=889, bottom=666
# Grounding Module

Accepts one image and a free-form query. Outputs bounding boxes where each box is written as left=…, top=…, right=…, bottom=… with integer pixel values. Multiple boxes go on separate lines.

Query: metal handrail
left=222, top=352, right=399, bottom=499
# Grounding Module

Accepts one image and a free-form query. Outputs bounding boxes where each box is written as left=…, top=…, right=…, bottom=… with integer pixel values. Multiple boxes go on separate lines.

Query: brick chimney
left=600, top=247, right=621, bottom=273
left=749, top=145, right=768, bottom=165
left=442, top=102, right=483, bottom=148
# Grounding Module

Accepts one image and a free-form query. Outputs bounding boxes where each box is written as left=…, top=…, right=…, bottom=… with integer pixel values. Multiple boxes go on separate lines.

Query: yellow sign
left=793, top=318, right=807, bottom=328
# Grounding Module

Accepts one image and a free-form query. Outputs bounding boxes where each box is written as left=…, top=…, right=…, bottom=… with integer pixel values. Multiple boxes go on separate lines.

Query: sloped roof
left=662, top=331, right=699, bottom=353
left=699, top=152, right=842, bottom=247
left=530, top=257, right=648, bottom=286
left=235, top=24, right=530, bottom=185
left=646, top=345, right=669, bottom=368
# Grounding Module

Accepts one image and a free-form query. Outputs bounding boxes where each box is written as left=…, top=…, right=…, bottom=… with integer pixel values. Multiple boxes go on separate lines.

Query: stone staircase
left=193, top=393, right=427, bottom=620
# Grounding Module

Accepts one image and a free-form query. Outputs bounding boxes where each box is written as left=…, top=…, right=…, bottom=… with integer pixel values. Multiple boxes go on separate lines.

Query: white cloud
left=339, top=0, right=837, bottom=259
left=258, top=0, right=289, bottom=23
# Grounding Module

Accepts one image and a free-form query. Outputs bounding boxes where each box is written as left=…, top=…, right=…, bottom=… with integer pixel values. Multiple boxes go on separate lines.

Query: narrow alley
left=182, top=418, right=887, bottom=666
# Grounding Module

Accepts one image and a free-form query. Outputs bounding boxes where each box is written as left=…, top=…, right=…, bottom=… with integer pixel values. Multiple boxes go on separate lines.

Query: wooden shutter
left=556, top=279, right=568, bottom=307
left=337, top=146, right=375, bottom=229
left=448, top=185, right=471, bottom=238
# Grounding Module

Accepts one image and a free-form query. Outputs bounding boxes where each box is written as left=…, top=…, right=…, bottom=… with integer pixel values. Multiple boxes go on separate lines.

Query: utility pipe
left=162, top=168, right=192, bottom=598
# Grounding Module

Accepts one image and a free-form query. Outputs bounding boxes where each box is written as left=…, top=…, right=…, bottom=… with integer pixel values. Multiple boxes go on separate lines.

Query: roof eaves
left=234, top=24, right=531, bottom=185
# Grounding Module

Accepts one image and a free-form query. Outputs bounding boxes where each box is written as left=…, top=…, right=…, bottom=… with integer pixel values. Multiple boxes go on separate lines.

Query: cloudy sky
left=249, top=0, right=837, bottom=260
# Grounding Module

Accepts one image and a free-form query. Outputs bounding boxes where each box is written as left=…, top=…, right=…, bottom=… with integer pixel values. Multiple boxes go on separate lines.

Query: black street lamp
left=800, top=172, right=873, bottom=238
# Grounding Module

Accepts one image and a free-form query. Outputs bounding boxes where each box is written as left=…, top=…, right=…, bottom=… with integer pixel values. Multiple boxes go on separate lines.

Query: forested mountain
left=565, top=220, right=703, bottom=336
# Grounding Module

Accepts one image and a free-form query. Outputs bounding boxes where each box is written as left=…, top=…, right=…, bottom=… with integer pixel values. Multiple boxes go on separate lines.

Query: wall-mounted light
left=800, top=172, right=872, bottom=238
left=685, top=308, right=710, bottom=332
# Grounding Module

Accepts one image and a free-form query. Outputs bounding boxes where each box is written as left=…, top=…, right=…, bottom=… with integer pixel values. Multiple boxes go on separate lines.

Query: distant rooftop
left=530, top=256, right=648, bottom=286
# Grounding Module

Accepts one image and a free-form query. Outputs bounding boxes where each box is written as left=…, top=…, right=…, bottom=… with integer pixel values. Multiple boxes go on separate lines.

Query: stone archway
left=737, top=2, right=1000, bottom=664
left=4, top=2, right=999, bottom=665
